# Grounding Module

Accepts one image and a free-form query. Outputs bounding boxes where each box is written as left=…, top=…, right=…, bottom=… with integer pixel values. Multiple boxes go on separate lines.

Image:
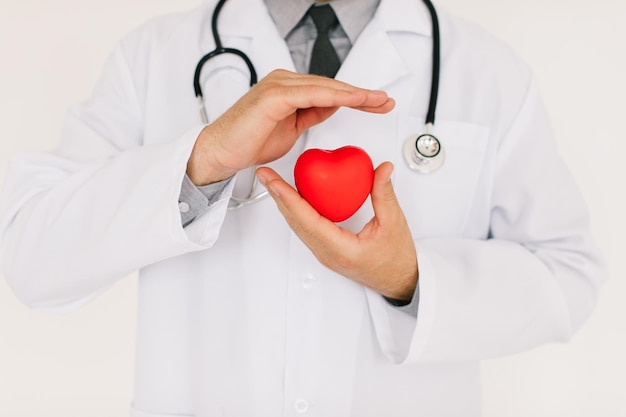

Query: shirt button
left=178, top=202, right=190, bottom=213
left=301, top=273, right=317, bottom=289
left=294, top=398, right=309, bottom=414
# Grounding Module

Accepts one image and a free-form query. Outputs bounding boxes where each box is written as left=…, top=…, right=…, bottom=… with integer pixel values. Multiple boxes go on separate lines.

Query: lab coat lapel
left=336, top=0, right=432, bottom=90
left=201, top=0, right=296, bottom=77
left=336, top=20, right=408, bottom=90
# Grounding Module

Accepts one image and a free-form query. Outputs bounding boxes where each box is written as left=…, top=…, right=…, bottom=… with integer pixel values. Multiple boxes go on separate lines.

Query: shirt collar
left=264, top=0, right=380, bottom=44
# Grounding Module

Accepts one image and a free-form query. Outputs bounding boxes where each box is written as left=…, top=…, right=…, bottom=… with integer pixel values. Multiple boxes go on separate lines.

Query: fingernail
left=387, top=164, right=395, bottom=182
left=256, top=173, right=281, bottom=197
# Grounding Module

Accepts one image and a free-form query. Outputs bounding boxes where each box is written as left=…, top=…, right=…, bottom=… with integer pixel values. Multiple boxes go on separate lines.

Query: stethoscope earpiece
left=402, top=132, right=445, bottom=174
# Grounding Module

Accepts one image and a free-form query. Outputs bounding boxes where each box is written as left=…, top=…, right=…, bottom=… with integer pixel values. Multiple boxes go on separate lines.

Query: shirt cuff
left=383, top=283, right=420, bottom=318
left=179, top=174, right=233, bottom=227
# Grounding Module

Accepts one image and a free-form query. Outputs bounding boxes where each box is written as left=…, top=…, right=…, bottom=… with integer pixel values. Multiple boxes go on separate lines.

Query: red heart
left=294, top=146, right=374, bottom=222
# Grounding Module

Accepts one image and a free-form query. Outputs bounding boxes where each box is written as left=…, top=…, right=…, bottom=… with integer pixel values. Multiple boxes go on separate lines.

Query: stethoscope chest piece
left=402, top=133, right=445, bottom=174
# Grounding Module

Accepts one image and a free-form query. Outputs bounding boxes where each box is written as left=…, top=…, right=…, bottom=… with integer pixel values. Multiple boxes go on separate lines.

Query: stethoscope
left=193, top=0, right=444, bottom=209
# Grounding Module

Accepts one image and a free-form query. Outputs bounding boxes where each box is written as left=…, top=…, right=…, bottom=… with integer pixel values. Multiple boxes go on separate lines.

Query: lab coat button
left=294, top=398, right=309, bottom=413
left=301, top=273, right=317, bottom=289
left=178, top=202, right=190, bottom=213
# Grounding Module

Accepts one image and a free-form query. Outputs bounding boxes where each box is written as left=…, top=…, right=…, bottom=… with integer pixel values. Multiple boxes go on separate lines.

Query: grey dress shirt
left=177, top=0, right=419, bottom=315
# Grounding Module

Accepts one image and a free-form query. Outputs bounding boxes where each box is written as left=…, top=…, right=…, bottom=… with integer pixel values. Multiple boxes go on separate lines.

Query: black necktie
left=307, top=5, right=341, bottom=78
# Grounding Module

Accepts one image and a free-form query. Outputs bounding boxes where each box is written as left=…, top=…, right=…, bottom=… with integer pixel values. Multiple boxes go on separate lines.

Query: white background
left=0, top=0, right=624, bottom=416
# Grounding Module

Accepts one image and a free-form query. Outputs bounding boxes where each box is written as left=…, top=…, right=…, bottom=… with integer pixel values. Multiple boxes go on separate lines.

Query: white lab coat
left=0, top=0, right=605, bottom=415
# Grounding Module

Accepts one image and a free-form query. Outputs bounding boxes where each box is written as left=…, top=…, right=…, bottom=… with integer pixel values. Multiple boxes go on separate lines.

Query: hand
left=256, top=162, right=418, bottom=301
left=187, top=69, right=395, bottom=185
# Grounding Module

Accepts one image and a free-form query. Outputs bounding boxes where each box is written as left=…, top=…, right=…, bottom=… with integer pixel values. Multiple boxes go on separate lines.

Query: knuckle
left=263, top=69, right=290, bottom=86
left=257, top=79, right=287, bottom=98
left=383, top=189, right=397, bottom=203
left=269, top=68, right=288, bottom=77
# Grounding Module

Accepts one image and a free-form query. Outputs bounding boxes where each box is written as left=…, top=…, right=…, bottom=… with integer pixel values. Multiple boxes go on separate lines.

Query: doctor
left=0, top=0, right=605, bottom=416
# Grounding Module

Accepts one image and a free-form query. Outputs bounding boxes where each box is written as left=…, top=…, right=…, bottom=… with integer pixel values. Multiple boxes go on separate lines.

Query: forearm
left=0, top=128, right=228, bottom=309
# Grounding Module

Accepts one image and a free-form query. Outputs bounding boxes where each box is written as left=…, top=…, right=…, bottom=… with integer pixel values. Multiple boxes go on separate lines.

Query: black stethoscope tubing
left=193, top=0, right=258, bottom=97
left=422, top=0, right=440, bottom=127
left=193, top=0, right=441, bottom=128
left=193, top=0, right=444, bottom=197
left=193, top=0, right=258, bottom=124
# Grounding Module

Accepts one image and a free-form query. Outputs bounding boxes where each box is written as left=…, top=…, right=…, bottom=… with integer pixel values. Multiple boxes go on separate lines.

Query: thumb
left=371, top=162, right=400, bottom=224
left=296, top=107, right=340, bottom=134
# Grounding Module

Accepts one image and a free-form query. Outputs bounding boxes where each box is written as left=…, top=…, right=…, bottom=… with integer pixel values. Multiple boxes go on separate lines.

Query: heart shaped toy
left=294, top=146, right=374, bottom=222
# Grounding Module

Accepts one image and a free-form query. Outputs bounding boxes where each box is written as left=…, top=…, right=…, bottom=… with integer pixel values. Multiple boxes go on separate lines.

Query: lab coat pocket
left=394, top=116, right=491, bottom=239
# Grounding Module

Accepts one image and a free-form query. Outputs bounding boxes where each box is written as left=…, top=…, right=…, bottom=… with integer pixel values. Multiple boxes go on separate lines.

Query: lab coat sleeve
left=365, top=79, right=606, bottom=364
left=179, top=174, right=233, bottom=227
left=0, top=44, right=233, bottom=311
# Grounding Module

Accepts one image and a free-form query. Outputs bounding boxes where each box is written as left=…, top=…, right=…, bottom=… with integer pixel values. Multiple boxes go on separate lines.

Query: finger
left=261, top=70, right=394, bottom=111
left=271, top=70, right=384, bottom=94
left=296, top=107, right=340, bottom=133
left=255, top=167, right=346, bottom=247
left=255, top=166, right=327, bottom=228
left=270, top=85, right=391, bottom=115
left=370, top=162, right=401, bottom=226
left=352, top=98, right=396, bottom=114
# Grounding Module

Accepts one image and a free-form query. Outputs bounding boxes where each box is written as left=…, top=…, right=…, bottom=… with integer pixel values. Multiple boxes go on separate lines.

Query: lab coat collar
left=196, top=0, right=434, bottom=89
left=199, top=0, right=280, bottom=42
left=334, top=0, right=433, bottom=89
left=198, top=0, right=296, bottom=76
left=200, top=0, right=433, bottom=38
left=376, top=0, right=434, bottom=38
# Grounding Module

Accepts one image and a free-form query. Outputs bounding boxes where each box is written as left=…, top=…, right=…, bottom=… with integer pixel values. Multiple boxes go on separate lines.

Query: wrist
left=187, top=126, right=237, bottom=186
left=382, top=268, right=418, bottom=301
